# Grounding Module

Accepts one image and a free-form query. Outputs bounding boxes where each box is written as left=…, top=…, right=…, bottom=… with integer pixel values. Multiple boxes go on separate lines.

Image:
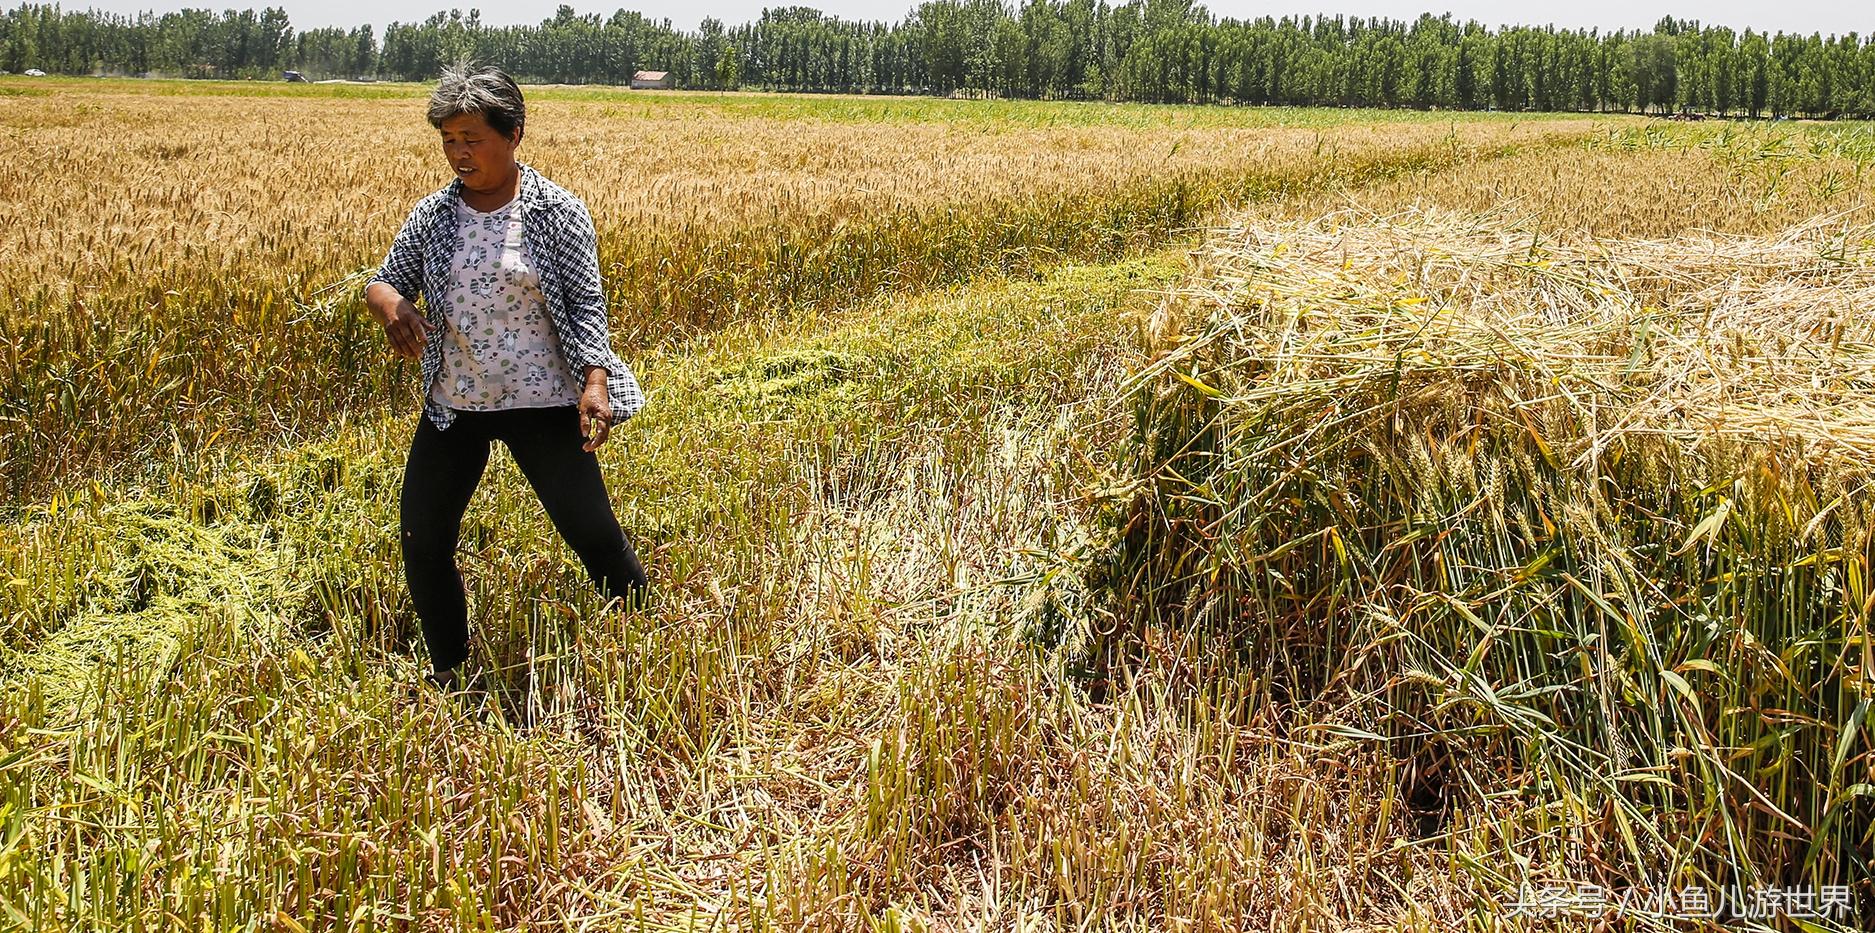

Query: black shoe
left=424, top=666, right=461, bottom=692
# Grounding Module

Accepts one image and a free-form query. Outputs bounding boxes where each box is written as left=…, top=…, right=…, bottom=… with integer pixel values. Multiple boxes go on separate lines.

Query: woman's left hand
left=578, top=379, right=612, bottom=452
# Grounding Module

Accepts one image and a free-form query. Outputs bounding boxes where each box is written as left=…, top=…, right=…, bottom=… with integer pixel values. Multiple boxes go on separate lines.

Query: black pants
left=399, top=404, right=647, bottom=673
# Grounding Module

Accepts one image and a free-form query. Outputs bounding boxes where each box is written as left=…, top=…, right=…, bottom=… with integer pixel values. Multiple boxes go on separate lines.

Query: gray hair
left=427, top=64, right=525, bottom=139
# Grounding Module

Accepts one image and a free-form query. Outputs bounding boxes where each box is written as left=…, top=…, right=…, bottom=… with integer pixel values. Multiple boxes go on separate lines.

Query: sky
left=64, top=0, right=1871, bottom=38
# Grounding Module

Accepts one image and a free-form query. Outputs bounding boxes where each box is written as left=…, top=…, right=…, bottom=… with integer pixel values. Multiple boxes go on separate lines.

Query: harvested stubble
left=1101, top=206, right=1875, bottom=922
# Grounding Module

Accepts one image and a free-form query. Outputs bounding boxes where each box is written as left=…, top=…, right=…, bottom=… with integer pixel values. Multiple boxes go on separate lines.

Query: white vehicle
left=23, top=69, right=47, bottom=77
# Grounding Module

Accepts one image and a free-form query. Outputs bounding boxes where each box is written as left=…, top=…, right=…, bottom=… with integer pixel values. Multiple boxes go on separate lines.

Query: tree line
left=3, top=1, right=1871, bottom=117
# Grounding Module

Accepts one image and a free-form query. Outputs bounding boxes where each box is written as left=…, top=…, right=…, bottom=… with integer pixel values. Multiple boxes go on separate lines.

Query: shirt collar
left=442, top=162, right=536, bottom=215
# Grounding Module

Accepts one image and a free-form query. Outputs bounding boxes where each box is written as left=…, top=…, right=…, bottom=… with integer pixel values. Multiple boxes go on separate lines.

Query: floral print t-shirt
left=430, top=194, right=582, bottom=411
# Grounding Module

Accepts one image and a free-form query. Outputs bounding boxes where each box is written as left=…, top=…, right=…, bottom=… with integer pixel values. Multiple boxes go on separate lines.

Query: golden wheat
left=0, top=84, right=1601, bottom=502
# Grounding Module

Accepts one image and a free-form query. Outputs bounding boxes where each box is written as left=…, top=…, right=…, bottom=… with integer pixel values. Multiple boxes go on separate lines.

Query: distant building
left=631, top=70, right=672, bottom=90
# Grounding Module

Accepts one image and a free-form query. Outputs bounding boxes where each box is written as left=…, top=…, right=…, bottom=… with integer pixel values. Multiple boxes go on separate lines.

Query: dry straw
left=1139, top=206, right=1875, bottom=463
left=1104, top=205, right=1875, bottom=907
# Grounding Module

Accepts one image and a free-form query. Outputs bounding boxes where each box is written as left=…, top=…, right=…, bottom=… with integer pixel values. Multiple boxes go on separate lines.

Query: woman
left=364, top=64, right=649, bottom=691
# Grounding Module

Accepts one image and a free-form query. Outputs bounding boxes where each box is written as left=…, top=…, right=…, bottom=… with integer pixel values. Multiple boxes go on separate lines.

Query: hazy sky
left=67, top=0, right=1870, bottom=38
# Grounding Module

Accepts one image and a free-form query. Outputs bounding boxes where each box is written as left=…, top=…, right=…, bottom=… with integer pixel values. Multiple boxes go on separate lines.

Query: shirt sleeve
left=365, top=202, right=427, bottom=305
left=556, top=198, right=628, bottom=378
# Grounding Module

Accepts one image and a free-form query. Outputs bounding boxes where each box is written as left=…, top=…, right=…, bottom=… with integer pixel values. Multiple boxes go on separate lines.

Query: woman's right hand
left=381, top=296, right=436, bottom=360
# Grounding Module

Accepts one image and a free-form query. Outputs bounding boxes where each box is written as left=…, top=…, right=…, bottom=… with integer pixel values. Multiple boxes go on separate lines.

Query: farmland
left=1, top=78, right=1873, bottom=929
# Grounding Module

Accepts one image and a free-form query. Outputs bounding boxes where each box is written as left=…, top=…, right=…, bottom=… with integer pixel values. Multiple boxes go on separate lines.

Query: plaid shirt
left=367, top=162, right=646, bottom=432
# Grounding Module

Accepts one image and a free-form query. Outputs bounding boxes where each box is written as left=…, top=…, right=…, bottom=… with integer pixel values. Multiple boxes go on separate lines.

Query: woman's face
left=438, top=111, right=519, bottom=194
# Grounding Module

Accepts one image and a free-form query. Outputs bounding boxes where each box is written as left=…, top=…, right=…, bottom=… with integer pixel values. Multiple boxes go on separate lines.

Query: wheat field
left=1, top=77, right=1872, bottom=930
left=0, top=79, right=1596, bottom=502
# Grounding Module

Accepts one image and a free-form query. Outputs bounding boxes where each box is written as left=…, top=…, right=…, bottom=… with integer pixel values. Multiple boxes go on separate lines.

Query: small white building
left=631, top=70, right=672, bottom=90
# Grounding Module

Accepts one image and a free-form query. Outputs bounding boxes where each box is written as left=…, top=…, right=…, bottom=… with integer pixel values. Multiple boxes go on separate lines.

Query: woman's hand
left=367, top=283, right=435, bottom=360
left=578, top=370, right=612, bottom=451
left=383, top=299, right=435, bottom=360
